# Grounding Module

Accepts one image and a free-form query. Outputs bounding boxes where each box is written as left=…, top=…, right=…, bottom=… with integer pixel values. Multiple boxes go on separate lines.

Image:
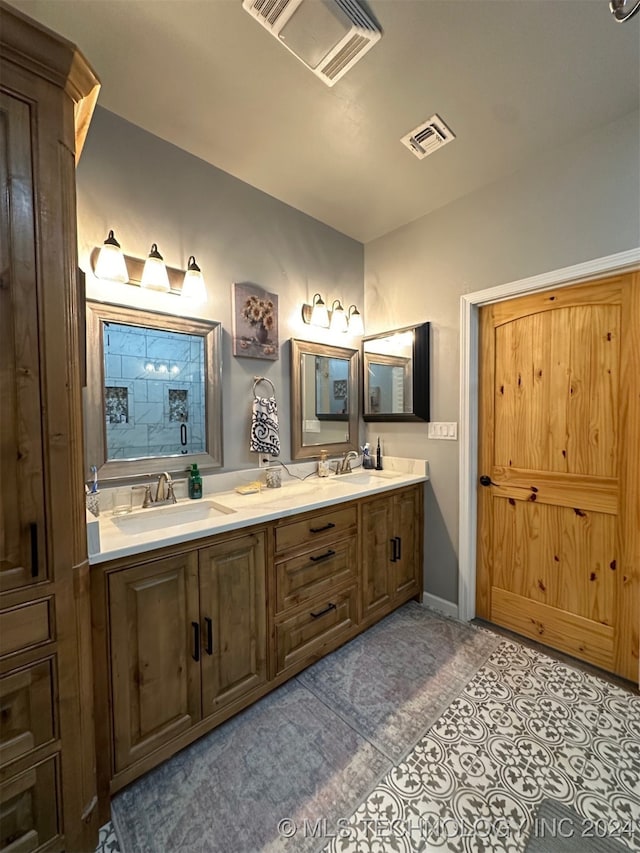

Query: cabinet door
left=199, top=532, right=267, bottom=717
left=393, top=487, right=421, bottom=598
left=361, top=496, right=395, bottom=618
left=109, top=553, right=201, bottom=772
left=0, top=92, right=46, bottom=592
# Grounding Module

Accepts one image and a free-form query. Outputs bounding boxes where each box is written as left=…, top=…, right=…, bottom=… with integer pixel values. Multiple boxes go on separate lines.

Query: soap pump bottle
left=188, top=463, right=203, bottom=499
left=317, top=450, right=330, bottom=478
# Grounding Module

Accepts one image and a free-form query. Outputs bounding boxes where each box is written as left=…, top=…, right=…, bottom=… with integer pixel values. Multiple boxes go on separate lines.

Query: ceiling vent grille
left=242, top=0, right=382, bottom=87
left=401, top=115, right=455, bottom=159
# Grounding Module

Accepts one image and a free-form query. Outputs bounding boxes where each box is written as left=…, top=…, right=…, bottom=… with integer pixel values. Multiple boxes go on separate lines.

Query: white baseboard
left=422, top=592, right=459, bottom=620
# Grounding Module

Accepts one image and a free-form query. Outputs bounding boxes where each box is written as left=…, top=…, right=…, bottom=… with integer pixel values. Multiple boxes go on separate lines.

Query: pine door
left=477, top=273, right=639, bottom=680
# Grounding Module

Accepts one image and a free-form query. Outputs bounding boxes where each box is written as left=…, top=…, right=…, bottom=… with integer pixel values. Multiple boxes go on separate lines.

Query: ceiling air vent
left=242, top=0, right=382, bottom=87
left=401, top=115, right=455, bottom=160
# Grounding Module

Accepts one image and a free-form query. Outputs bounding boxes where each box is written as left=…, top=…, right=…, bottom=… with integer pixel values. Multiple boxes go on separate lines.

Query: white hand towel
left=250, top=395, right=280, bottom=456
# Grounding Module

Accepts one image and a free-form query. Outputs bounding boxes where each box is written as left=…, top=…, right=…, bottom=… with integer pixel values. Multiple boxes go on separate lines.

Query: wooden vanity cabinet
left=0, top=5, right=100, bottom=850
left=361, top=485, right=423, bottom=622
left=101, top=528, right=267, bottom=787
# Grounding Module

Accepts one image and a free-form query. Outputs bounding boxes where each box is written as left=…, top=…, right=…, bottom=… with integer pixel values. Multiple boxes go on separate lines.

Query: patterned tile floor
left=95, top=621, right=639, bottom=853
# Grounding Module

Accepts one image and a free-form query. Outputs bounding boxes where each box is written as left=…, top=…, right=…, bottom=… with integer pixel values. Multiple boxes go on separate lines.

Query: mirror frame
left=363, top=321, right=430, bottom=422
left=85, top=300, right=223, bottom=481
left=290, top=338, right=359, bottom=460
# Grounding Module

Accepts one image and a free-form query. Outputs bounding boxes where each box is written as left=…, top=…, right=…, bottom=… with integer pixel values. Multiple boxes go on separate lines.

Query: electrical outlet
left=257, top=454, right=271, bottom=468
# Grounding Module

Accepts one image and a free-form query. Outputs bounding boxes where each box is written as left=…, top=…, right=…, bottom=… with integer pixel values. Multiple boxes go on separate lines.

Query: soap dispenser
left=317, top=450, right=330, bottom=478
left=188, top=463, right=203, bottom=499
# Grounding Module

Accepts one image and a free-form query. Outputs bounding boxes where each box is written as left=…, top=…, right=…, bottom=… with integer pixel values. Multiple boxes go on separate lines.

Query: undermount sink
left=334, top=470, right=402, bottom=486
left=111, top=499, right=236, bottom=534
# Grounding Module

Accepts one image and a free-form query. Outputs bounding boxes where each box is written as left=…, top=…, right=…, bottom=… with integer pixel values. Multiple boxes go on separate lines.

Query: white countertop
left=88, top=457, right=428, bottom=565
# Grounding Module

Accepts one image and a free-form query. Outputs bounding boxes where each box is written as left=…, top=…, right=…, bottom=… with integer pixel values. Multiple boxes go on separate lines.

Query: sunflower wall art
left=232, top=282, right=279, bottom=361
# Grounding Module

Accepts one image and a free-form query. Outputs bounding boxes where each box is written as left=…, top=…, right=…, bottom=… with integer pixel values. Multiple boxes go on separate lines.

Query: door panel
left=478, top=274, right=639, bottom=680
left=109, top=553, right=201, bottom=771
left=199, top=532, right=267, bottom=716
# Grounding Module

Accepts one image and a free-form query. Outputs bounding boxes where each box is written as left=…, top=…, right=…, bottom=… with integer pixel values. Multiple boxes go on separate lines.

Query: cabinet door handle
left=205, top=617, right=213, bottom=655
left=309, top=522, right=336, bottom=534
left=310, top=602, right=337, bottom=619
left=191, top=621, right=200, bottom=662
left=30, top=523, right=39, bottom=578
left=395, top=536, right=402, bottom=560
left=309, top=549, right=336, bottom=563
left=390, top=538, right=398, bottom=563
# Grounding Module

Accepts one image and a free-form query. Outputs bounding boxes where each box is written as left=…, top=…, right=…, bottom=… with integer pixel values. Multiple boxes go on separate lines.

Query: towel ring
left=253, top=376, right=275, bottom=397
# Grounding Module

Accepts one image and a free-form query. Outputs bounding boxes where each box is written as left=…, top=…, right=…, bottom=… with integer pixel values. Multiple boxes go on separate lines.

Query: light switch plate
left=428, top=422, right=458, bottom=440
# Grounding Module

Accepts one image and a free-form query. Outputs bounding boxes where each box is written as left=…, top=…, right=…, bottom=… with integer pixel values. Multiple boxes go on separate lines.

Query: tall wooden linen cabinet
left=0, top=4, right=100, bottom=851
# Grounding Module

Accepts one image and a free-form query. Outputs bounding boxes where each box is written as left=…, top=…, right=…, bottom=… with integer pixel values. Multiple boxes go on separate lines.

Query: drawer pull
left=390, top=538, right=398, bottom=563
left=205, top=617, right=213, bottom=655
left=191, top=621, right=200, bottom=662
left=309, top=549, right=336, bottom=563
left=310, top=602, right=337, bottom=619
left=30, top=523, right=39, bottom=578
left=309, top=522, right=336, bottom=534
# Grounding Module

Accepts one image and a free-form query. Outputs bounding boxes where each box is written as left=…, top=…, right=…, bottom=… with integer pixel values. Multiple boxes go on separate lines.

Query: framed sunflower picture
left=232, top=282, right=279, bottom=361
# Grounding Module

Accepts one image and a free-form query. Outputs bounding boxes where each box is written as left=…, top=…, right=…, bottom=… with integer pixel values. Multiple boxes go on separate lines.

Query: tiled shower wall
left=104, top=322, right=205, bottom=459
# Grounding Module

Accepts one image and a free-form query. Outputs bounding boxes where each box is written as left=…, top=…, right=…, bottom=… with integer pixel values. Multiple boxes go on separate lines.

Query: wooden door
left=199, top=532, right=267, bottom=717
left=0, top=92, right=47, bottom=592
left=393, top=486, right=422, bottom=598
left=109, top=553, right=201, bottom=771
left=361, top=495, right=394, bottom=618
left=477, top=274, right=640, bottom=680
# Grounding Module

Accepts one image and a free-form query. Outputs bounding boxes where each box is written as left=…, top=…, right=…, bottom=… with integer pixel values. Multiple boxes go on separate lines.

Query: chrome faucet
left=336, top=450, right=359, bottom=475
left=155, top=472, right=177, bottom=504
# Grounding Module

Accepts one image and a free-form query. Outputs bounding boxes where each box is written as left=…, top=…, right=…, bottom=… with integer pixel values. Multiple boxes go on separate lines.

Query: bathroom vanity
left=89, top=466, right=426, bottom=811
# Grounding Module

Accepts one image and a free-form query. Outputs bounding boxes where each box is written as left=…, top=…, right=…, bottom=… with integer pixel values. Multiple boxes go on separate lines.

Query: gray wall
left=77, top=108, right=364, bottom=471
left=363, top=109, right=640, bottom=606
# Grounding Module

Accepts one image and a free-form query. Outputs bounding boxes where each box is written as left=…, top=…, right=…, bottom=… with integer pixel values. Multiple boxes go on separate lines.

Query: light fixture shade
left=181, top=255, right=207, bottom=302
left=141, top=243, right=170, bottom=292
left=347, top=304, right=364, bottom=336
left=310, top=293, right=330, bottom=328
left=94, top=230, right=129, bottom=283
left=330, top=299, right=348, bottom=333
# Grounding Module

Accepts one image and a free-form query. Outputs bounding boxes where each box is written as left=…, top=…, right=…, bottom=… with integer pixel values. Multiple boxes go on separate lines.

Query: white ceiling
left=9, top=0, right=640, bottom=243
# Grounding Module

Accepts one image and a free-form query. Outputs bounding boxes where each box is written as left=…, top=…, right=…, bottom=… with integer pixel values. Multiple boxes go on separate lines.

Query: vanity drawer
left=0, top=756, right=59, bottom=851
left=0, top=660, right=55, bottom=767
left=0, top=600, right=52, bottom=659
left=275, top=585, right=357, bottom=674
left=274, top=505, right=357, bottom=555
left=275, top=536, right=357, bottom=614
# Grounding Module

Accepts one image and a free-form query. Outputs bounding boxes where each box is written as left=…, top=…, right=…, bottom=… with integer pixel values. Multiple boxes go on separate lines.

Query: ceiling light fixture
left=610, top=0, right=640, bottom=21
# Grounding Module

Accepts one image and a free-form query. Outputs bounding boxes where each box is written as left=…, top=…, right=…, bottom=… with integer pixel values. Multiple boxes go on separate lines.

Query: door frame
left=458, top=247, right=640, bottom=622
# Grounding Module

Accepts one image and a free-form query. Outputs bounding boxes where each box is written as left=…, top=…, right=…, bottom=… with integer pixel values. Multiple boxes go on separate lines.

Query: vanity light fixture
left=94, top=230, right=129, bottom=283
left=141, top=243, right=170, bottom=292
left=347, top=304, right=364, bottom=336
left=89, top=234, right=207, bottom=302
left=301, top=293, right=330, bottom=328
left=181, top=256, right=207, bottom=302
left=329, top=299, right=348, bottom=334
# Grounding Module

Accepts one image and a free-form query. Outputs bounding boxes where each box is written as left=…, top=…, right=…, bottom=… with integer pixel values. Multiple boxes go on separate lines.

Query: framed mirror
left=290, top=338, right=359, bottom=459
left=363, top=322, right=430, bottom=421
left=85, top=300, right=222, bottom=480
